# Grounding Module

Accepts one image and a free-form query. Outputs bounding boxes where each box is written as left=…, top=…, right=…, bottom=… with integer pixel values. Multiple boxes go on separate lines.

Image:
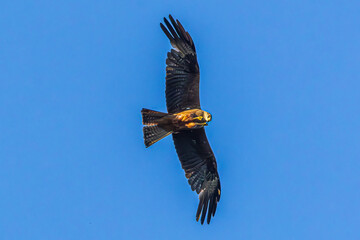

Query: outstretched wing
left=160, top=15, right=200, bottom=114
left=172, top=128, right=221, bottom=224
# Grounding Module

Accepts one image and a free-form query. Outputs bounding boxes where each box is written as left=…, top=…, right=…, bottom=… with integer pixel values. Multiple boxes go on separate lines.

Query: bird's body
left=143, top=108, right=211, bottom=131
left=141, top=15, right=221, bottom=224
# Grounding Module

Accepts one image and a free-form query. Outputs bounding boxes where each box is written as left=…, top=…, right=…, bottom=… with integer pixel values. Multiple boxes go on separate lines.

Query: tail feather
left=141, top=108, right=168, bottom=125
left=141, top=108, right=172, bottom=147
left=143, top=126, right=172, bottom=147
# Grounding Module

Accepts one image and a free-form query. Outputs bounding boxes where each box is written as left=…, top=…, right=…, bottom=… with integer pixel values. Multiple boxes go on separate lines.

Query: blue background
left=1, top=0, right=359, bottom=239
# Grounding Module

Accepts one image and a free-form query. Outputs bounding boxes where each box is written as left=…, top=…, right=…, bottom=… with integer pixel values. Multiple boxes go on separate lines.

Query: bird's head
left=204, top=111, right=212, bottom=123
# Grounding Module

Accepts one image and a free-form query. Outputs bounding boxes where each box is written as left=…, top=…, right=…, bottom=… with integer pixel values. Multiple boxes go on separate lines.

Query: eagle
left=141, top=15, right=221, bottom=224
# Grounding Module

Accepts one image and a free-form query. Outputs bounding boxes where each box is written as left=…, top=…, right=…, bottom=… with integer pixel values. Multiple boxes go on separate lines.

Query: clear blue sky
left=1, top=0, right=359, bottom=239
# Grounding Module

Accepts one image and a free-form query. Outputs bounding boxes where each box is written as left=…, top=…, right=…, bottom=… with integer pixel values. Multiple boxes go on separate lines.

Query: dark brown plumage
left=141, top=15, right=221, bottom=224
left=160, top=15, right=200, bottom=113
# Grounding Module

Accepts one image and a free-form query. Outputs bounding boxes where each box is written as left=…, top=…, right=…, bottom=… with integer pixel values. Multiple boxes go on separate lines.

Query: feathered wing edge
left=195, top=173, right=221, bottom=224
left=160, top=15, right=196, bottom=53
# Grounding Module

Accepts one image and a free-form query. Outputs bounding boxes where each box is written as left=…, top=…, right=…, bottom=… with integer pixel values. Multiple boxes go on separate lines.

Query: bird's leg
left=193, top=116, right=203, bottom=121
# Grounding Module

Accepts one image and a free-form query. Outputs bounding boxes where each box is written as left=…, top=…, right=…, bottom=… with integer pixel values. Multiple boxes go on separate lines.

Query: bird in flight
left=141, top=15, right=221, bottom=224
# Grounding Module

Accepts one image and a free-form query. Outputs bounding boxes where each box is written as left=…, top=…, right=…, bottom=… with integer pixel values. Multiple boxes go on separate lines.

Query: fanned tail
left=141, top=108, right=172, bottom=147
